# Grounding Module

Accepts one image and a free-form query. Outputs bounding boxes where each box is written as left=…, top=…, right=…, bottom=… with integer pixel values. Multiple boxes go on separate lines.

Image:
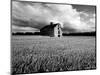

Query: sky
left=12, top=1, right=96, bottom=33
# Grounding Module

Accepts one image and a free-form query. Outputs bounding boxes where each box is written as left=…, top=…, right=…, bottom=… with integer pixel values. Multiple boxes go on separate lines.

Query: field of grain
left=11, top=36, right=96, bottom=74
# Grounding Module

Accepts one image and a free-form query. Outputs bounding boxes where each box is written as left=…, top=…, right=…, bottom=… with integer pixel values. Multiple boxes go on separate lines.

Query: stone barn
left=40, top=22, right=62, bottom=37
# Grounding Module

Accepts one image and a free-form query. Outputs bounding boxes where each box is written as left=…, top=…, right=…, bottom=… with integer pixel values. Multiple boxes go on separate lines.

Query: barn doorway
left=58, top=35, right=60, bottom=37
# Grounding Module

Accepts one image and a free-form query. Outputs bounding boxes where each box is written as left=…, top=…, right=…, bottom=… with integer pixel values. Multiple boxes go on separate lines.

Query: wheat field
left=11, top=36, right=96, bottom=74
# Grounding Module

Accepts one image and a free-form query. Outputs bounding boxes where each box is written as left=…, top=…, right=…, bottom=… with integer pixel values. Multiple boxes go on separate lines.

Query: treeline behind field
left=63, top=32, right=96, bottom=36
left=12, top=32, right=41, bottom=35
left=12, top=32, right=96, bottom=36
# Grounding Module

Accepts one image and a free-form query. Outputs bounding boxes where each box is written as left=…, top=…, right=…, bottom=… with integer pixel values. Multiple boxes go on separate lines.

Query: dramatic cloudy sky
left=12, top=1, right=96, bottom=33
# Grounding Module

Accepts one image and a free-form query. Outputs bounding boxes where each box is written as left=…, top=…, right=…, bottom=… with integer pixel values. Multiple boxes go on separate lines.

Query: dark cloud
left=72, top=5, right=96, bottom=14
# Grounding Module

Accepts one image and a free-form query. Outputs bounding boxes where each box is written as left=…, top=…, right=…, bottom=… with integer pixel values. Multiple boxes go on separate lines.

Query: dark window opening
left=58, top=35, right=60, bottom=37
left=58, top=30, right=60, bottom=34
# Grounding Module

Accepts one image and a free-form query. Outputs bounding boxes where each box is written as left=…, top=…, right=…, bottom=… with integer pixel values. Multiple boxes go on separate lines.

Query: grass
left=11, top=36, right=96, bottom=74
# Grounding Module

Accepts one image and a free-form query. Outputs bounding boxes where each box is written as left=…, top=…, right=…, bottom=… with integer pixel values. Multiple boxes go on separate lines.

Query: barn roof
left=40, top=23, right=60, bottom=31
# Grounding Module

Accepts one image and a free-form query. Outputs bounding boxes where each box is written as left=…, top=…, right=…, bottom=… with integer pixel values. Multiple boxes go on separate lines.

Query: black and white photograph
left=11, top=0, right=96, bottom=74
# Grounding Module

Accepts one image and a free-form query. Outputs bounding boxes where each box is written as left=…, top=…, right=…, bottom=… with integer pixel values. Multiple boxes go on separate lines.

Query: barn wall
left=54, top=25, right=58, bottom=37
left=40, top=28, right=54, bottom=36
left=54, top=25, right=62, bottom=37
left=47, top=28, right=54, bottom=37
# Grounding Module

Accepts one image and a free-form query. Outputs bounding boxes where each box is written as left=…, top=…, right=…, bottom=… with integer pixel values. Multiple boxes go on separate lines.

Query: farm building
left=40, top=22, right=62, bottom=37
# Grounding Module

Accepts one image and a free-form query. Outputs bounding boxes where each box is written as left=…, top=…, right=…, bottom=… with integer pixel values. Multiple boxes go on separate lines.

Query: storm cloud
left=12, top=1, right=96, bottom=33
